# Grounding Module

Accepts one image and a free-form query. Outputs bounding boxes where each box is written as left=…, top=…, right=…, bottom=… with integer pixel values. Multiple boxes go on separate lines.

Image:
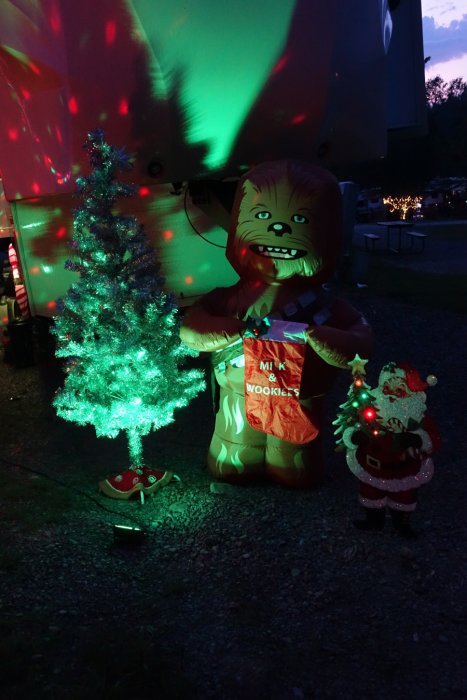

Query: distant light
left=184, top=276, right=193, bottom=285
left=30, top=266, right=40, bottom=274
left=163, top=230, right=173, bottom=240
left=47, top=301, right=57, bottom=310
left=32, top=182, right=40, bottom=194
left=138, top=186, right=150, bottom=196
left=8, top=128, right=18, bottom=141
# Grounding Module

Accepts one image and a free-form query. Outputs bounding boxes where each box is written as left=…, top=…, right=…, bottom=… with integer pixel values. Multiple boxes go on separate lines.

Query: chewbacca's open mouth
left=249, top=244, right=306, bottom=260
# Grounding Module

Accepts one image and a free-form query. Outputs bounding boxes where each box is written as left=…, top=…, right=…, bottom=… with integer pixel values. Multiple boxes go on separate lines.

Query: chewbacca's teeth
left=258, top=246, right=264, bottom=252
left=291, top=249, right=297, bottom=255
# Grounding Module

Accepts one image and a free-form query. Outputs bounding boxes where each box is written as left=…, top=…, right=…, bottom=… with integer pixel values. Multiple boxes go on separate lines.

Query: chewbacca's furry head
left=227, top=160, right=342, bottom=285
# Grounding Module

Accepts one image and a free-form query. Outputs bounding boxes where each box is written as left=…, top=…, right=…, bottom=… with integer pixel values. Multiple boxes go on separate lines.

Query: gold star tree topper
left=348, top=354, right=369, bottom=377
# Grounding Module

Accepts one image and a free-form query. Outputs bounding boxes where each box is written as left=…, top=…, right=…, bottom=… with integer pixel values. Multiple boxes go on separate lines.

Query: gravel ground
left=1, top=279, right=466, bottom=699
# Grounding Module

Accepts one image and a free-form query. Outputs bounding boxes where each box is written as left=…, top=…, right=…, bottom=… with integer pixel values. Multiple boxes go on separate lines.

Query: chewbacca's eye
left=255, top=211, right=271, bottom=219
left=292, top=214, right=309, bottom=224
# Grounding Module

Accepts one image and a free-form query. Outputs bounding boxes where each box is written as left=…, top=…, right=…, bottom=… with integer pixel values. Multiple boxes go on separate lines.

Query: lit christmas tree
left=333, top=354, right=381, bottom=447
left=52, top=130, right=205, bottom=502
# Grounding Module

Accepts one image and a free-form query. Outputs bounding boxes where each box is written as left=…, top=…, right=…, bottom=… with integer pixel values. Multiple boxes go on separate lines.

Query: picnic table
left=376, top=220, right=414, bottom=253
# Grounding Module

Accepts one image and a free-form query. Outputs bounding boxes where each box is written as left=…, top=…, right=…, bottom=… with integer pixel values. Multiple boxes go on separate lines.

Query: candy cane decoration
left=8, top=243, right=30, bottom=318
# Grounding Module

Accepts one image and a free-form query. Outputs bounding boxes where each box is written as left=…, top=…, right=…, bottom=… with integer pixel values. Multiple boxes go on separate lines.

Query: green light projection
left=127, top=0, right=297, bottom=170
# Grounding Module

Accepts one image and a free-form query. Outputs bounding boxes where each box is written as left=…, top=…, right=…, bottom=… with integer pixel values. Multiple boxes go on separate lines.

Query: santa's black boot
left=353, top=507, right=386, bottom=531
left=390, top=510, right=417, bottom=539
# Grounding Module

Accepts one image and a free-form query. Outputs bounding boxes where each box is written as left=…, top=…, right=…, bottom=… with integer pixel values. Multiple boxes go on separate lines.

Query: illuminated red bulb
left=372, top=429, right=379, bottom=436
left=138, top=186, right=149, bottom=196
left=363, top=408, right=376, bottom=421
left=354, top=378, right=363, bottom=387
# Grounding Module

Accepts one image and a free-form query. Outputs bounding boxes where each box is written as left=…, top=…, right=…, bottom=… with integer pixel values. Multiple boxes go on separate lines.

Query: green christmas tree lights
left=52, top=129, right=205, bottom=476
left=333, top=355, right=381, bottom=446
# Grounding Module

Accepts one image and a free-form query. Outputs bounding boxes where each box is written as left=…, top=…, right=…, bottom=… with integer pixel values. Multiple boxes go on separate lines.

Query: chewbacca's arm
left=306, top=297, right=373, bottom=368
left=180, top=291, right=246, bottom=353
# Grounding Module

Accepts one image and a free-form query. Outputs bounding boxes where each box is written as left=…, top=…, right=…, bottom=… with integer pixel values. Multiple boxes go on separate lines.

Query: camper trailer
left=0, top=0, right=426, bottom=327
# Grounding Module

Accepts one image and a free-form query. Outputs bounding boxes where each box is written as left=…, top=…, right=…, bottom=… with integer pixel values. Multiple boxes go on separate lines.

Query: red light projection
left=163, top=230, right=174, bottom=240
left=291, top=113, right=307, bottom=125
left=184, top=276, right=193, bottom=285
left=272, top=55, right=288, bottom=75
left=8, top=128, right=18, bottom=141
left=47, top=300, right=57, bottom=310
left=138, top=186, right=149, bottom=196
left=32, top=182, right=40, bottom=194
left=68, top=97, right=79, bottom=115
left=56, top=226, right=67, bottom=238
left=105, top=20, right=117, bottom=45
left=29, top=61, right=41, bottom=76
left=118, top=99, right=129, bottom=116
left=50, top=4, right=61, bottom=33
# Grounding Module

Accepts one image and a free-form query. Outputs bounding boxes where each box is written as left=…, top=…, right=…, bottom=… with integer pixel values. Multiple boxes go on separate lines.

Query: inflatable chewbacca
left=180, top=160, right=373, bottom=488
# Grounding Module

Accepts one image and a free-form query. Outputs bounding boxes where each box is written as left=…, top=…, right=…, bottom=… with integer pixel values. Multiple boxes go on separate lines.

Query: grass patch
left=367, top=264, right=466, bottom=313
left=415, top=222, right=467, bottom=240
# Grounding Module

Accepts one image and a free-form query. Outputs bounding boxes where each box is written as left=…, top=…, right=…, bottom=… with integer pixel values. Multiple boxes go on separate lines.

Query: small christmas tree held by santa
left=333, top=354, right=381, bottom=448
left=52, top=129, right=205, bottom=503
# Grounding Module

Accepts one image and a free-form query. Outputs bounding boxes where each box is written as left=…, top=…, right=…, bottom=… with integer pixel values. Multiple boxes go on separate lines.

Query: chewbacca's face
left=227, top=176, right=339, bottom=284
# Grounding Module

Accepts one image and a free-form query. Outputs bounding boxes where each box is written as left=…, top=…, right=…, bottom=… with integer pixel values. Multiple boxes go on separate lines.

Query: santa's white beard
left=373, top=388, right=427, bottom=432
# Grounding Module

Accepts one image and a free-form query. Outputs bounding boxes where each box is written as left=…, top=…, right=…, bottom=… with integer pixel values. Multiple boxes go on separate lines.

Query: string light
left=383, top=196, right=422, bottom=220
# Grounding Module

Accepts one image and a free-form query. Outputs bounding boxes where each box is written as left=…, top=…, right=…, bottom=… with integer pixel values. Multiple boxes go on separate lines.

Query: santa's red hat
left=381, top=362, right=437, bottom=393
left=396, top=362, right=428, bottom=392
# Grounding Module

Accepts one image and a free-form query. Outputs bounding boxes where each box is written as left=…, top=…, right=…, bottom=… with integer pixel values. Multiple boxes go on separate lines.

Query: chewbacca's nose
left=268, top=221, right=292, bottom=237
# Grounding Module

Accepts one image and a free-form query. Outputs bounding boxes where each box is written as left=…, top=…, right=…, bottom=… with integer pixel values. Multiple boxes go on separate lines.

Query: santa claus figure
left=181, top=160, right=373, bottom=488
left=342, top=362, right=440, bottom=538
